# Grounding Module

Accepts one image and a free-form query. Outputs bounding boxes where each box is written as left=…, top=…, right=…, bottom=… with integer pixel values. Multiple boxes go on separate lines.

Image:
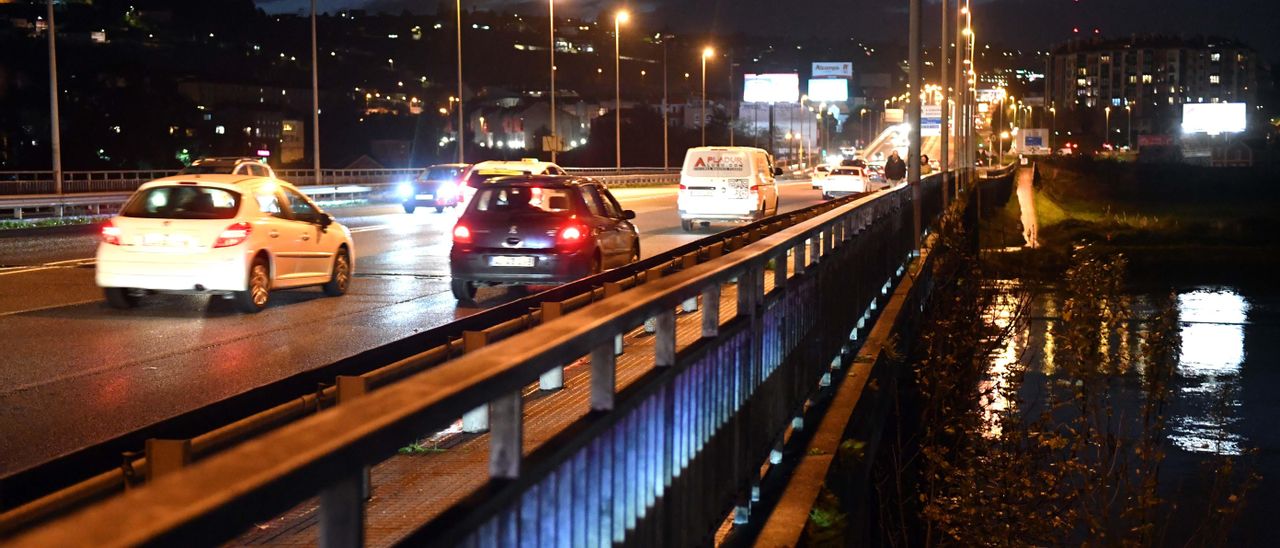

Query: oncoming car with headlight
left=96, top=174, right=355, bottom=313
left=398, top=163, right=470, bottom=213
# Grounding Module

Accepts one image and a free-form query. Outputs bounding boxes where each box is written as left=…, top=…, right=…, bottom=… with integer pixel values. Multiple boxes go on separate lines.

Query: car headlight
left=438, top=181, right=458, bottom=199
left=397, top=182, right=414, bottom=198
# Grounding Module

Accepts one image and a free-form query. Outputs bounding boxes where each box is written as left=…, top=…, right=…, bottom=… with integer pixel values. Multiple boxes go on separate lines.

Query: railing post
left=462, top=331, right=490, bottom=433
left=654, top=308, right=676, bottom=368
left=591, top=342, right=616, bottom=411
left=489, top=390, right=523, bottom=479
left=539, top=302, right=565, bottom=390
left=335, top=376, right=371, bottom=500
left=144, top=439, right=190, bottom=481
left=733, top=264, right=762, bottom=524
left=702, top=284, right=721, bottom=337
left=604, top=282, right=625, bottom=355
left=793, top=242, right=806, bottom=276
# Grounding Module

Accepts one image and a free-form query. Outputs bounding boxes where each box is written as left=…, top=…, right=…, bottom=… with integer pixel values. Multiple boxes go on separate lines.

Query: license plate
left=490, top=256, right=535, bottom=268
left=416, top=194, right=435, bottom=200
left=143, top=233, right=168, bottom=246
left=687, top=189, right=713, bottom=197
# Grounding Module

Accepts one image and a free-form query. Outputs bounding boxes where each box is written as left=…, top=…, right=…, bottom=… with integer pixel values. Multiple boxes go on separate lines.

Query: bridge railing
left=6, top=175, right=949, bottom=547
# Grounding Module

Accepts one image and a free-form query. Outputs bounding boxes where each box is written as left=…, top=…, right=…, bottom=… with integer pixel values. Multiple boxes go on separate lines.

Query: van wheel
left=435, top=206, right=445, bottom=213
left=322, top=248, right=352, bottom=297
left=680, top=219, right=694, bottom=232
left=234, top=257, right=271, bottom=313
left=403, top=202, right=416, bottom=214
left=451, top=279, right=477, bottom=303
left=103, top=287, right=139, bottom=309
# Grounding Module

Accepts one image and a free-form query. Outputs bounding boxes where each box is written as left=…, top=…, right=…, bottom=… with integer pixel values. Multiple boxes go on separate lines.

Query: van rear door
left=678, top=149, right=756, bottom=216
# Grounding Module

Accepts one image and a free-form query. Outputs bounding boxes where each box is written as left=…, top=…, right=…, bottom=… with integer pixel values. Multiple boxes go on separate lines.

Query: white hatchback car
left=96, top=174, right=355, bottom=313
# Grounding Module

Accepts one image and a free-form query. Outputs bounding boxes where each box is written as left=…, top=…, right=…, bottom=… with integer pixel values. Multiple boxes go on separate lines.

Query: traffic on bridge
left=6, top=0, right=1273, bottom=545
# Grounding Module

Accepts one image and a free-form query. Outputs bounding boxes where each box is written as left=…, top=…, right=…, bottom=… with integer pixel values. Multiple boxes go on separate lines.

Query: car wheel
left=103, top=287, right=139, bottom=309
left=590, top=251, right=603, bottom=275
left=680, top=219, right=694, bottom=232
left=322, top=248, right=352, bottom=297
left=234, top=256, right=271, bottom=313
left=403, top=202, right=416, bottom=214
left=435, top=206, right=445, bottom=213
left=451, top=279, right=477, bottom=302
left=628, top=243, right=640, bottom=264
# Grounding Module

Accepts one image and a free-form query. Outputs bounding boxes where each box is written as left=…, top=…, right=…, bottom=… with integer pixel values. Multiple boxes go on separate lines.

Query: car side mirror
left=318, top=213, right=334, bottom=228
left=622, top=210, right=636, bottom=220
left=772, top=167, right=784, bottom=177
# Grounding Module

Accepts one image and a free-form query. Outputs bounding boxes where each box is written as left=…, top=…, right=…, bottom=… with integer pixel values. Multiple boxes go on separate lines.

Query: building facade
left=1046, top=36, right=1260, bottom=135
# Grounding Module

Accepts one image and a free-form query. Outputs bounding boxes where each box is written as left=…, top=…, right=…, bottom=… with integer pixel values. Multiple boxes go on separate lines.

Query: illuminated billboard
left=1182, top=103, right=1247, bottom=134
left=743, top=73, right=800, bottom=104
left=806, top=79, right=848, bottom=102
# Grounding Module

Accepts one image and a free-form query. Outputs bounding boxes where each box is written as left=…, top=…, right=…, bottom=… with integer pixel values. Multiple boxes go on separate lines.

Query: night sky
left=256, top=0, right=1280, bottom=61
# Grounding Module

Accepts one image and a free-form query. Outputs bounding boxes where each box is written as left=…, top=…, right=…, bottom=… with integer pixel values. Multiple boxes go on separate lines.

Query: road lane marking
left=0, top=298, right=104, bottom=318
left=0, top=258, right=96, bottom=276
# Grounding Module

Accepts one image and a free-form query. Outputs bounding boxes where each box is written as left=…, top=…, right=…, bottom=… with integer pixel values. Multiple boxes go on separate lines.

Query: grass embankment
left=983, top=159, right=1280, bottom=284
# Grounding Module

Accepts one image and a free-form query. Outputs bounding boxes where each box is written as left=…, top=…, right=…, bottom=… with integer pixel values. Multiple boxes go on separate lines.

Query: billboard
left=1182, top=103, right=1247, bottom=134
left=921, top=105, right=942, bottom=136
left=807, top=79, right=849, bottom=102
left=1138, top=134, right=1175, bottom=148
left=744, top=73, right=800, bottom=104
left=884, top=108, right=904, bottom=124
left=812, top=62, right=853, bottom=79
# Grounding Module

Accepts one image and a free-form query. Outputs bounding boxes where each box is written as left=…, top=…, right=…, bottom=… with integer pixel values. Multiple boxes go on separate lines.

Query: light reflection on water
left=1170, top=289, right=1248, bottom=456
left=982, top=284, right=1251, bottom=456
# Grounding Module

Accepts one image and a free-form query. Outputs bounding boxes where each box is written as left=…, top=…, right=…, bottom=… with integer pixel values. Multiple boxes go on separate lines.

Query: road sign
left=921, top=105, right=942, bottom=137
left=811, top=62, right=853, bottom=79
left=541, top=135, right=564, bottom=152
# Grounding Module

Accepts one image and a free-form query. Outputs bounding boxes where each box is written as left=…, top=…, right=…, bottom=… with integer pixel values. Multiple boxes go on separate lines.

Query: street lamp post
left=614, top=11, right=628, bottom=173
left=940, top=0, right=950, bottom=186
left=1104, top=106, right=1111, bottom=148
left=310, top=0, right=322, bottom=184
left=1050, top=105, right=1057, bottom=148
left=548, top=0, right=557, bottom=163
left=701, top=47, right=714, bottom=147
left=455, top=0, right=465, bottom=163
left=660, top=34, right=673, bottom=171
left=46, top=0, right=62, bottom=196
left=1126, top=104, right=1132, bottom=148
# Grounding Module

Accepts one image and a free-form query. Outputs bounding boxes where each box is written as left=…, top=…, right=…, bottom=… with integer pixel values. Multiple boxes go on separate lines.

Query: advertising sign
left=811, top=62, right=853, bottom=79
left=884, top=108, right=904, bottom=124
left=1018, top=128, right=1051, bottom=155
left=1182, top=103, right=1247, bottom=135
left=1137, top=134, right=1175, bottom=148
left=921, top=105, right=942, bottom=137
left=743, top=73, right=800, bottom=103
left=807, top=79, right=849, bottom=102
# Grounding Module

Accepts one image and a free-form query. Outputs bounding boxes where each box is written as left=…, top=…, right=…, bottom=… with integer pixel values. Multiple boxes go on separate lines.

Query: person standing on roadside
left=884, top=150, right=907, bottom=185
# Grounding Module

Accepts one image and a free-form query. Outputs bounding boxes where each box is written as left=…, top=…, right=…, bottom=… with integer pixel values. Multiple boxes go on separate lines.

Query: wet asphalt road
left=0, top=182, right=824, bottom=477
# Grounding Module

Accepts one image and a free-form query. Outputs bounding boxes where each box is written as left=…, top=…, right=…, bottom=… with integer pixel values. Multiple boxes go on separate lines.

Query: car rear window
left=471, top=186, right=575, bottom=215
left=683, top=151, right=751, bottom=177
left=421, top=166, right=465, bottom=181
left=178, top=164, right=236, bottom=175
left=122, top=186, right=241, bottom=219
left=833, top=168, right=863, bottom=176
left=466, top=170, right=523, bottom=187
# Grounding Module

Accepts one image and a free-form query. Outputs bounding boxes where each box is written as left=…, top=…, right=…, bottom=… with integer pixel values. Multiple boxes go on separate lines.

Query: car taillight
left=101, top=220, right=122, bottom=245
left=679, top=183, right=688, bottom=190
left=557, top=222, right=587, bottom=247
left=452, top=224, right=472, bottom=244
left=213, top=222, right=252, bottom=248
left=749, top=184, right=760, bottom=193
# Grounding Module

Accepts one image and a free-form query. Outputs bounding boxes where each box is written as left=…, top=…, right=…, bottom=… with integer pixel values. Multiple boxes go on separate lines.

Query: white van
left=677, top=147, right=782, bottom=231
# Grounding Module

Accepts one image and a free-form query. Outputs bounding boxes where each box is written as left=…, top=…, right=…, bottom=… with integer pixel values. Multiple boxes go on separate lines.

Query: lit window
left=1141, top=74, right=1153, bottom=84
left=1210, top=52, right=1221, bottom=62
left=215, top=125, right=225, bottom=135
left=1209, top=75, right=1220, bottom=85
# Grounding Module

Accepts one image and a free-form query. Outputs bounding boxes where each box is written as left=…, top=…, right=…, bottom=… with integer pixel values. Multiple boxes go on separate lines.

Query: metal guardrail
left=0, top=172, right=680, bottom=220
left=4, top=172, right=950, bottom=546
left=0, top=167, right=677, bottom=196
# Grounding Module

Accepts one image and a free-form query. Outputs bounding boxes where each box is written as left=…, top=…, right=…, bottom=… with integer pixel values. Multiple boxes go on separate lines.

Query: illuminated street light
left=614, top=10, right=629, bottom=172
left=701, top=46, right=715, bottom=146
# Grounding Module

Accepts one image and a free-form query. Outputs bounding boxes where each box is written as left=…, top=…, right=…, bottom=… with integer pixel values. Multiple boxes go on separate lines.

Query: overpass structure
left=0, top=164, right=1002, bottom=546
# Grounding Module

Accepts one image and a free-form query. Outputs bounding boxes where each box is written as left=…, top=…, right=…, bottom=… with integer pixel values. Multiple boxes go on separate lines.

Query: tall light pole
left=46, top=0, right=62, bottom=195
left=940, top=0, right=950, bottom=191
left=660, top=34, right=673, bottom=171
left=701, top=46, right=714, bottom=147
left=1104, top=106, right=1111, bottom=148
left=456, top=0, right=465, bottom=164
left=614, top=10, right=629, bottom=173
left=310, top=0, right=321, bottom=183
left=909, top=0, right=922, bottom=250
left=1126, top=104, right=1132, bottom=148
left=548, top=0, right=557, bottom=163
